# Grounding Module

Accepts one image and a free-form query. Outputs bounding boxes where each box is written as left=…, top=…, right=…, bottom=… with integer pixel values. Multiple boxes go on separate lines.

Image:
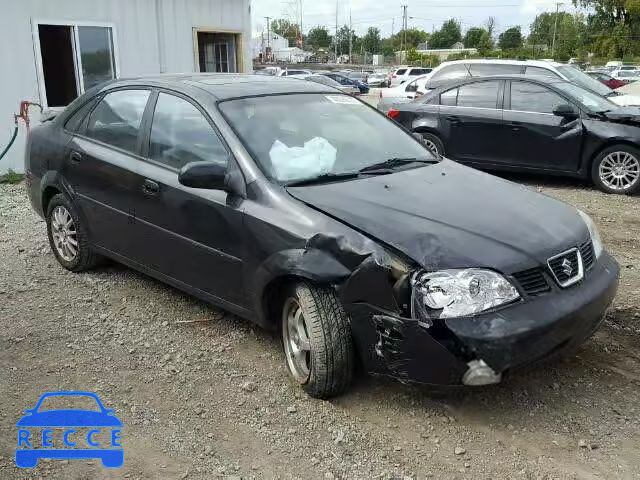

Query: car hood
left=609, top=93, right=640, bottom=106
left=16, top=410, right=123, bottom=427
left=602, top=106, right=640, bottom=124
left=286, top=160, right=587, bottom=272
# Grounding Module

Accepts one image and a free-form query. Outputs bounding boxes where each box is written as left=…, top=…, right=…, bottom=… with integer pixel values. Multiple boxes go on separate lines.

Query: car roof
left=102, top=74, right=336, bottom=100
left=428, top=74, right=567, bottom=90
left=438, top=59, right=564, bottom=68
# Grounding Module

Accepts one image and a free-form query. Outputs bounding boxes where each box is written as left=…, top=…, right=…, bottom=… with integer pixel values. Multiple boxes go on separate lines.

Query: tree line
left=266, top=0, right=640, bottom=63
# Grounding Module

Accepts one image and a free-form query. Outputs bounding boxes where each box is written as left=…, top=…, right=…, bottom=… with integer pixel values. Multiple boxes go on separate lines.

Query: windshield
left=220, top=93, right=435, bottom=184
left=555, top=82, right=617, bottom=112
left=557, top=65, right=613, bottom=97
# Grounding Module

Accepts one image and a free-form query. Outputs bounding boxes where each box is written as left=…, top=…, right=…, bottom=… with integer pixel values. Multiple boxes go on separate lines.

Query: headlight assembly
left=411, top=269, right=520, bottom=320
left=577, top=209, right=603, bottom=259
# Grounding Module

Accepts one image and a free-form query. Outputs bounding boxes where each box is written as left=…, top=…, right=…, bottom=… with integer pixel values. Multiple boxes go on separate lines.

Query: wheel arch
left=252, top=249, right=353, bottom=330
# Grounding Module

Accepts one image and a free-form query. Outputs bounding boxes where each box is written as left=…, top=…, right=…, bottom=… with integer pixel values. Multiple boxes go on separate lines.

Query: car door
left=130, top=90, right=246, bottom=307
left=65, top=88, right=151, bottom=259
left=437, top=80, right=505, bottom=163
left=503, top=80, right=584, bottom=172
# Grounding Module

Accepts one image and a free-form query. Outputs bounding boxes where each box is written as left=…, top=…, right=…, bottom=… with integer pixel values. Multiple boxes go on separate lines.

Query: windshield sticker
left=325, top=95, right=361, bottom=105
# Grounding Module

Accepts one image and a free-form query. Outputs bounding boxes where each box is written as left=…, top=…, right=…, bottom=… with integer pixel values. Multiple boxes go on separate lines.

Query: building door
left=196, top=32, right=238, bottom=73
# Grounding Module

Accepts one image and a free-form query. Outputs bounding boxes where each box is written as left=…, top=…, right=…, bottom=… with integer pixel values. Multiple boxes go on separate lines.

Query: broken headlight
left=411, top=269, right=520, bottom=320
left=577, top=209, right=603, bottom=259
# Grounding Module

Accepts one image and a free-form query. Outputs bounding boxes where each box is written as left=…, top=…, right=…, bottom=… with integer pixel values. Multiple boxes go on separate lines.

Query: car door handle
left=69, top=151, right=82, bottom=164
left=445, top=116, right=461, bottom=125
left=142, top=179, right=159, bottom=196
left=506, top=122, right=522, bottom=131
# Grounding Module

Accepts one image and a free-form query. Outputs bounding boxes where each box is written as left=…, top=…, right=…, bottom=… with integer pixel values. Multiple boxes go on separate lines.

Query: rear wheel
left=591, top=145, right=640, bottom=194
left=419, top=132, right=445, bottom=157
left=281, top=282, right=354, bottom=399
left=46, top=193, right=101, bottom=271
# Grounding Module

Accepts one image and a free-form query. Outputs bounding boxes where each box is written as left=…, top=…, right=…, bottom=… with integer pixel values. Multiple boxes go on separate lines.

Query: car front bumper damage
left=346, top=252, right=619, bottom=387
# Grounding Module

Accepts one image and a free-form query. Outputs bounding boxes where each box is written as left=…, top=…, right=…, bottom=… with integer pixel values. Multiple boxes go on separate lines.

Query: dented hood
left=603, top=106, right=640, bottom=124
left=287, top=160, right=587, bottom=272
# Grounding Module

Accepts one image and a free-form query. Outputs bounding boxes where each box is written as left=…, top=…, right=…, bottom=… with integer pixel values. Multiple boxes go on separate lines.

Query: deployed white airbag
left=269, top=137, right=337, bottom=181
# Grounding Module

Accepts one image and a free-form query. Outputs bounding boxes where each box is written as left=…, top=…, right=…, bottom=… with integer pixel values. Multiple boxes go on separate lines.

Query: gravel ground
left=1, top=176, right=639, bottom=480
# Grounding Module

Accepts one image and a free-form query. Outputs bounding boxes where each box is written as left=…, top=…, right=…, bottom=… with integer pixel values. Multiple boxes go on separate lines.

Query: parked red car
left=586, top=71, right=628, bottom=90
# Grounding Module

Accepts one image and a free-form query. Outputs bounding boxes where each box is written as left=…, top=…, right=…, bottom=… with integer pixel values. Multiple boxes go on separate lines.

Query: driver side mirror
left=405, top=83, right=418, bottom=93
left=179, top=160, right=229, bottom=190
left=553, top=104, right=579, bottom=119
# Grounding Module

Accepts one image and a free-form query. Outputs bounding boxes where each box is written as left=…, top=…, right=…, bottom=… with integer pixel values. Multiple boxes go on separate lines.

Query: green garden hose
left=0, top=125, right=18, bottom=162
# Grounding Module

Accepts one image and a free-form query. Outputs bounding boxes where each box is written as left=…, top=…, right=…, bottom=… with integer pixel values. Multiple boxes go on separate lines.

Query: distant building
left=252, top=31, right=289, bottom=62
left=415, top=47, right=478, bottom=60
left=274, top=46, right=310, bottom=63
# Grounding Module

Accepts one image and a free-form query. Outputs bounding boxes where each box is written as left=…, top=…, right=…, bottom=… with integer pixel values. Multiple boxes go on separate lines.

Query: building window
left=35, top=23, right=118, bottom=108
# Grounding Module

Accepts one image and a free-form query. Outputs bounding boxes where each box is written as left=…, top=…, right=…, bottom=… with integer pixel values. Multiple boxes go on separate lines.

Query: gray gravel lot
left=1, top=177, right=639, bottom=479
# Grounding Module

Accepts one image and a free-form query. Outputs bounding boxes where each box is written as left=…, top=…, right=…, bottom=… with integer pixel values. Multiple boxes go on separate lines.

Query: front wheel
left=281, top=282, right=354, bottom=399
left=591, top=145, right=640, bottom=194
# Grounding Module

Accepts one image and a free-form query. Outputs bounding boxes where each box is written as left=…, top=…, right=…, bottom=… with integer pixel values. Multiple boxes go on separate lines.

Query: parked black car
left=389, top=75, right=640, bottom=194
left=26, top=74, right=618, bottom=398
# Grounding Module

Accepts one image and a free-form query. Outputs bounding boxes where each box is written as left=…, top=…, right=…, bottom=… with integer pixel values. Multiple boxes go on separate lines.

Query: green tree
left=429, top=19, right=463, bottom=48
left=477, top=31, right=494, bottom=55
left=270, top=18, right=298, bottom=46
left=498, top=26, right=524, bottom=50
left=463, top=27, right=488, bottom=48
left=574, top=0, right=640, bottom=57
left=306, top=26, right=332, bottom=50
left=362, top=27, right=382, bottom=53
left=335, top=24, right=357, bottom=56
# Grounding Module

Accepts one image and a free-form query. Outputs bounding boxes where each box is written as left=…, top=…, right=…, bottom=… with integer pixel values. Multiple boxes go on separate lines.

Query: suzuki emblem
left=561, top=258, right=573, bottom=276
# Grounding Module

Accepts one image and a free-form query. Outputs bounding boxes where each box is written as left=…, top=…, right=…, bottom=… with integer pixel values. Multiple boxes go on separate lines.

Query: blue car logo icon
left=16, top=391, right=123, bottom=468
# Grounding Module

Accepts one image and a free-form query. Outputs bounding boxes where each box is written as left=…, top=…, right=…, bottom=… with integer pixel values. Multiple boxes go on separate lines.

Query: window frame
left=140, top=88, right=233, bottom=172
left=439, top=79, right=505, bottom=110
left=75, top=87, right=153, bottom=158
left=32, top=19, right=121, bottom=110
left=505, top=80, right=577, bottom=116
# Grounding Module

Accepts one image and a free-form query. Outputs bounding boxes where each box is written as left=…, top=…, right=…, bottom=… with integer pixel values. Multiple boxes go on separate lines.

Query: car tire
left=591, top=145, right=640, bottom=195
left=419, top=132, right=445, bottom=157
left=281, top=282, right=354, bottom=399
left=46, top=193, right=101, bottom=272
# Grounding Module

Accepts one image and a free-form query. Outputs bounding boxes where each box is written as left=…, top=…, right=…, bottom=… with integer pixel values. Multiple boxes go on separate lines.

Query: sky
left=251, top=0, right=582, bottom=38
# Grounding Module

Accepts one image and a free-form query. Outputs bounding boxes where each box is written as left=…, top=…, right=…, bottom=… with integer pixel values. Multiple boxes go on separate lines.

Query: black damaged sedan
left=25, top=75, right=619, bottom=398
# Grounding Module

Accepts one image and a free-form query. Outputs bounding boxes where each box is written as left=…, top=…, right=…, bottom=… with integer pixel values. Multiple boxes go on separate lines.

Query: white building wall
left=0, top=0, right=251, bottom=174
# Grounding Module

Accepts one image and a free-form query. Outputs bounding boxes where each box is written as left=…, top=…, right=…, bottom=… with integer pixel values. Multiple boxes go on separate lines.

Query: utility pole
left=265, top=16, right=271, bottom=62
left=551, top=2, right=562, bottom=59
left=401, top=5, right=408, bottom=62
left=391, top=18, right=394, bottom=38
left=335, top=0, right=338, bottom=61
left=348, top=10, right=352, bottom=63
left=299, top=0, right=303, bottom=49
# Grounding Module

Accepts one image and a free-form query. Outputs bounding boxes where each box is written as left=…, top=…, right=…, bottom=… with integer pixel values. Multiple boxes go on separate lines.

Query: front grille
left=580, top=240, right=595, bottom=271
left=512, top=268, right=551, bottom=296
left=548, top=248, right=583, bottom=287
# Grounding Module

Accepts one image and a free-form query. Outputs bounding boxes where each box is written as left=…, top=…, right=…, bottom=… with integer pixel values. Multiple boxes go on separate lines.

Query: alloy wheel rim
left=599, top=151, right=640, bottom=191
left=282, top=298, right=311, bottom=383
left=424, top=139, right=439, bottom=156
left=51, top=206, right=78, bottom=262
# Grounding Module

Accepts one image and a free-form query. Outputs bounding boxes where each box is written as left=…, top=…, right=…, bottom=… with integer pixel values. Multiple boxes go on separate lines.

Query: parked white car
left=415, top=59, right=640, bottom=106
left=612, top=69, right=640, bottom=82
left=388, top=66, right=433, bottom=87
left=255, top=66, right=311, bottom=77
left=377, top=75, right=429, bottom=112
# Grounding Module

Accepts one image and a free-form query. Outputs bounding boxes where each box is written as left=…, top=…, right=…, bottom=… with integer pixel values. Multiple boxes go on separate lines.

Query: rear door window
left=456, top=81, right=501, bottom=109
left=85, top=89, right=150, bottom=153
left=395, top=68, right=407, bottom=76
left=510, top=81, right=566, bottom=114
